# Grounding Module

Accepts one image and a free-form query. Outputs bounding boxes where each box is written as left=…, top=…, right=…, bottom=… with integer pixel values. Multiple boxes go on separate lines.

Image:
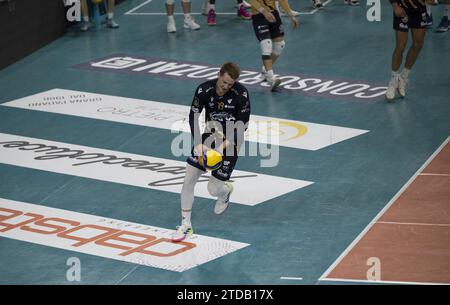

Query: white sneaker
left=184, top=16, right=201, bottom=30
left=167, top=20, right=176, bottom=33
left=260, top=66, right=267, bottom=81
left=80, top=22, right=90, bottom=32
left=279, top=8, right=301, bottom=16
left=171, top=223, right=193, bottom=242
left=398, top=75, right=407, bottom=98
left=235, top=0, right=252, bottom=8
left=106, top=19, right=119, bottom=29
left=386, top=77, right=398, bottom=101
left=214, top=183, right=233, bottom=215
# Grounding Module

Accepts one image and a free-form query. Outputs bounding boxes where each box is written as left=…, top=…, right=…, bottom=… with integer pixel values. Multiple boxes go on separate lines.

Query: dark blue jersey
left=189, top=79, right=251, bottom=150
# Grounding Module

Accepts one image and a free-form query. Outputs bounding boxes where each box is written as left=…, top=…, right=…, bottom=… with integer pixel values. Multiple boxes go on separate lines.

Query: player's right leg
left=166, top=0, right=177, bottom=33
left=172, top=163, right=204, bottom=242
left=387, top=18, right=408, bottom=101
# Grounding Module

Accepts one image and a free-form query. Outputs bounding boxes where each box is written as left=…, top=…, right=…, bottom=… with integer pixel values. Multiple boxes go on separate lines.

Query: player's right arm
left=189, top=85, right=206, bottom=156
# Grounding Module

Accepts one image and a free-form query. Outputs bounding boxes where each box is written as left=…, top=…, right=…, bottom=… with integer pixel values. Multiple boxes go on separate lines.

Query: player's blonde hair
left=220, top=62, right=241, bottom=80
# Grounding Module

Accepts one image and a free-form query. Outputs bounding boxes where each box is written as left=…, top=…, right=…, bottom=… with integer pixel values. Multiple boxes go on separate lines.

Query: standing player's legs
left=266, top=11, right=285, bottom=91
left=392, top=30, right=409, bottom=74
left=398, top=27, right=425, bottom=96
left=166, top=0, right=177, bottom=33
left=80, top=0, right=90, bottom=32
left=436, top=0, right=450, bottom=32
left=207, top=0, right=217, bottom=25
left=386, top=15, right=409, bottom=101
left=271, top=36, right=285, bottom=68
left=106, top=0, right=119, bottom=28
left=181, top=0, right=201, bottom=30
left=253, top=12, right=283, bottom=91
left=210, top=155, right=237, bottom=214
left=404, top=28, right=425, bottom=70
left=172, top=163, right=204, bottom=242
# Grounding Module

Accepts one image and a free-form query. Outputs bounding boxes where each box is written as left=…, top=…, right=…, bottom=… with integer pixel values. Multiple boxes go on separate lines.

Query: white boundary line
left=280, top=277, right=303, bottom=281
left=377, top=221, right=450, bottom=227
left=125, top=0, right=153, bottom=15
left=318, top=135, right=450, bottom=283
left=321, top=277, right=450, bottom=286
left=124, top=0, right=333, bottom=16
left=419, top=173, right=450, bottom=177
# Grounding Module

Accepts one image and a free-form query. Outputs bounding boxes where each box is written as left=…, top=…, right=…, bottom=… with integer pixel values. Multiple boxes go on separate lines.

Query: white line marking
left=322, top=0, right=334, bottom=7
left=419, top=173, right=450, bottom=177
left=318, top=136, right=450, bottom=281
left=280, top=277, right=303, bottom=281
left=321, top=277, right=450, bottom=286
left=114, top=266, right=139, bottom=285
left=125, top=0, right=153, bottom=15
left=124, top=0, right=334, bottom=16
left=377, top=221, right=450, bottom=227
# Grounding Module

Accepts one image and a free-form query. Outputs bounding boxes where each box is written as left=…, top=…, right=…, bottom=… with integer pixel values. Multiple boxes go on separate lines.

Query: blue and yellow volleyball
left=203, top=149, right=223, bottom=171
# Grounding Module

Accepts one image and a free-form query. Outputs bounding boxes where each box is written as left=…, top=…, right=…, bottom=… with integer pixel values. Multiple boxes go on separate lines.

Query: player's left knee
left=272, top=40, right=285, bottom=56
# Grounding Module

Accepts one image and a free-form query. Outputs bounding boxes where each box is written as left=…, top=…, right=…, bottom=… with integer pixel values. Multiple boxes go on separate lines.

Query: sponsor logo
left=2, top=89, right=369, bottom=151
left=0, top=133, right=313, bottom=206
left=64, top=0, right=81, bottom=22
left=72, top=55, right=387, bottom=100
left=0, top=198, right=249, bottom=272
left=366, top=0, right=381, bottom=22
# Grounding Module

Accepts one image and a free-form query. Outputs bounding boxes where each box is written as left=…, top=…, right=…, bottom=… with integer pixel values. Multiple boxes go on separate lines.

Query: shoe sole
left=172, top=230, right=193, bottom=242
left=385, top=95, right=396, bottom=102
left=184, top=26, right=201, bottom=30
left=271, top=79, right=282, bottom=92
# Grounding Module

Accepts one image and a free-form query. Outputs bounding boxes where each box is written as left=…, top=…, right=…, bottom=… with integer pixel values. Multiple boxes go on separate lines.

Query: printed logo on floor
left=2, top=89, right=369, bottom=151
left=72, top=54, right=387, bottom=101
left=0, top=133, right=313, bottom=206
left=0, top=198, right=249, bottom=272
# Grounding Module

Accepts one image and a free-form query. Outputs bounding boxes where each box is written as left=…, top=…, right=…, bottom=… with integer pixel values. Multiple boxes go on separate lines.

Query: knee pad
left=260, top=39, right=272, bottom=60
left=272, top=40, right=285, bottom=56
left=166, top=0, right=174, bottom=4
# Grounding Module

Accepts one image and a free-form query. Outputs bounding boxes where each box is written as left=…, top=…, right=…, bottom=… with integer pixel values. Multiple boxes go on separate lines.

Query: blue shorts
left=393, top=10, right=427, bottom=32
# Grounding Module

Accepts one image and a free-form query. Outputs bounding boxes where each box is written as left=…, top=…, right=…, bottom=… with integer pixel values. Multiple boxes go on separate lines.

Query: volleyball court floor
left=0, top=0, right=449, bottom=284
